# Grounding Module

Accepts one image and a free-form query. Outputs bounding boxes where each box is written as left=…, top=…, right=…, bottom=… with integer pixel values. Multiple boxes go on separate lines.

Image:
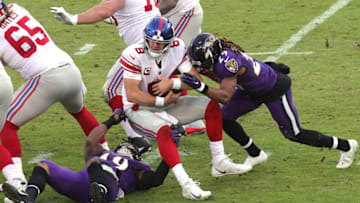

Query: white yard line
left=74, top=43, right=96, bottom=55
left=28, top=152, right=54, bottom=164
left=265, top=0, right=352, bottom=62
left=248, top=51, right=313, bottom=56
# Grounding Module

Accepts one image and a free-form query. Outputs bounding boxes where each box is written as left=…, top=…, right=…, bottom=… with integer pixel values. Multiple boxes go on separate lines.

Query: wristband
left=155, top=96, right=165, bottom=107
left=72, top=14, right=78, bottom=25
left=171, top=78, right=181, bottom=90
left=196, top=82, right=209, bottom=94
left=102, top=117, right=116, bottom=129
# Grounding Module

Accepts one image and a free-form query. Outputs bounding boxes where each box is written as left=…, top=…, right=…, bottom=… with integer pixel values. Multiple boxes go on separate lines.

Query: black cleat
left=3, top=182, right=33, bottom=203
left=128, top=137, right=152, bottom=155
left=90, top=182, right=107, bottom=203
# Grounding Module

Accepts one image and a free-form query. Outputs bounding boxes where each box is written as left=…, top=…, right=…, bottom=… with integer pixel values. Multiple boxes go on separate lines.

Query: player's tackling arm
left=181, top=72, right=237, bottom=104
left=84, top=124, right=108, bottom=159
left=152, top=67, right=203, bottom=95
left=77, top=0, right=125, bottom=24
left=206, top=76, right=237, bottom=104
left=84, top=110, right=125, bottom=159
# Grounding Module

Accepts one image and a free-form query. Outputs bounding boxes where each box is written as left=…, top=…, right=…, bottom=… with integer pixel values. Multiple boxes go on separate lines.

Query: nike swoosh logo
left=214, top=168, right=226, bottom=174
left=129, top=55, right=135, bottom=60
left=191, top=192, right=201, bottom=199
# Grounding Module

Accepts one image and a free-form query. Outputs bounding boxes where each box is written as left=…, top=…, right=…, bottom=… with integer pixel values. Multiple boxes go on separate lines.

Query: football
left=148, top=80, right=182, bottom=97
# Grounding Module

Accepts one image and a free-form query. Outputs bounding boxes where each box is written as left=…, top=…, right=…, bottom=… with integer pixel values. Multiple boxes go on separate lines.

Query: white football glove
left=103, top=17, right=115, bottom=25
left=50, top=7, right=78, bottom=25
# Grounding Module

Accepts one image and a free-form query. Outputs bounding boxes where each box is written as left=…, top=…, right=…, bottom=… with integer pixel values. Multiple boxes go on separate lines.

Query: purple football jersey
left=42, top=150, right=152, bottom=202
left=214, top=49, right=278, bottom=95
left=95, top=150, right=152, bottom=195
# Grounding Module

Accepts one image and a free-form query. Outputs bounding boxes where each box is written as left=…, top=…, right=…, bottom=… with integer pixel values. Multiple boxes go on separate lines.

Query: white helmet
left=0, top=0, right=7, bottom=23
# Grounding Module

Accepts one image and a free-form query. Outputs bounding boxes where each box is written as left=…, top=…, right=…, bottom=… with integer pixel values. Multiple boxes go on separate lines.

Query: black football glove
left=102, top=108, right=127, bottom=129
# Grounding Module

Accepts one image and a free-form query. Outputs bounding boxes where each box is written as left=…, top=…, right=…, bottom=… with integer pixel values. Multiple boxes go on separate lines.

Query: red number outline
left=144, top=0, right=159, bottom=12
left=4, top=16, right=50, bottom=58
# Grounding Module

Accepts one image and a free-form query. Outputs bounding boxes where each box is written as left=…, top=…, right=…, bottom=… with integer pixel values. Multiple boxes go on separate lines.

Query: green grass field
left=1, top=0, right=360, bottom=202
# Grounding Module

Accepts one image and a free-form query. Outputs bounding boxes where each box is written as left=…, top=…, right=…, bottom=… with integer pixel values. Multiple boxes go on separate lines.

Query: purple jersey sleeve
left=214, top=49, right=278, bottom=95
left=96, top=150, right=152, bottom=195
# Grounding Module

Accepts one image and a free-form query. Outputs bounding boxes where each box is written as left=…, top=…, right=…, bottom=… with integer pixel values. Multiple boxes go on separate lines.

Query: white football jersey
left=0, top=4, right=73, bottom=80
left=111, top=0, right=161, bottom=45
left=163, top=0, right=200, bottom=18
left=121, top=38, right=192, bottom=110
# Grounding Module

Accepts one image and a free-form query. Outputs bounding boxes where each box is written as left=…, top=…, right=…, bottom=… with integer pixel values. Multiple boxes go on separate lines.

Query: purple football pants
left=222, top=88, right=301, bottom=138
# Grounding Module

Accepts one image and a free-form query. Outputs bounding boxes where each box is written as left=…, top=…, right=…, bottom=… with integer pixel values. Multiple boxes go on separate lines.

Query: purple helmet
left=188, top=33, right=222, bottom=73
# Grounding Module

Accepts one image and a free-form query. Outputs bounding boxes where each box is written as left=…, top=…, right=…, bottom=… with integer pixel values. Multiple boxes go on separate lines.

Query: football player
left=121, top=16, right=252, bottom=200
left=158, top=0, right=207, bottom=134
left=50, top=0, right=160, bottom=153
left=0, top=1, right=107, bottom=193
left=0, top=60, right=27, bottom=193
left=50, top=0, right=206, bottom=147
left=2, top=110, right=172, bottom=203
left=182, top=33, right=358, bottom=169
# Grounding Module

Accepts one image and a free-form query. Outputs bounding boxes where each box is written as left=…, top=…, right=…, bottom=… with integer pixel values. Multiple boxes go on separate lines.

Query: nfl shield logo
left=225, top=59, right=238, bottom=73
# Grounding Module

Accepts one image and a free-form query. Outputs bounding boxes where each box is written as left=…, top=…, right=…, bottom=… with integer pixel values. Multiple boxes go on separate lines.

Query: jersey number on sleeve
left=4, top=16, right=50, bottom=58
left=100, top=152, right=129, bottom=171
left=242, top=53, right=261, bottom=76
left=170, top=40, right=180, bottom=47
left=144, top=0, right=159, bottom=12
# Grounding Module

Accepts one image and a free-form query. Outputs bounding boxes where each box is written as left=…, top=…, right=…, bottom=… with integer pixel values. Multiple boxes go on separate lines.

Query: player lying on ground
left=3, top=109, right=172, bottom=203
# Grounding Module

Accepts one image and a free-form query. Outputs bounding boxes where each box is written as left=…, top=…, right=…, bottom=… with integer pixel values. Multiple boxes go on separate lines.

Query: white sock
left=101, top=142, right=110, bottom=150
left=210, top=141, right=226, bottom=165
left=172, top=163, right=190, bottom=186
left=121, top=120, right=142, bottom=138
left=2, top=164, right=26, bottom=182
left=12, top=157, right=24, bottom=175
